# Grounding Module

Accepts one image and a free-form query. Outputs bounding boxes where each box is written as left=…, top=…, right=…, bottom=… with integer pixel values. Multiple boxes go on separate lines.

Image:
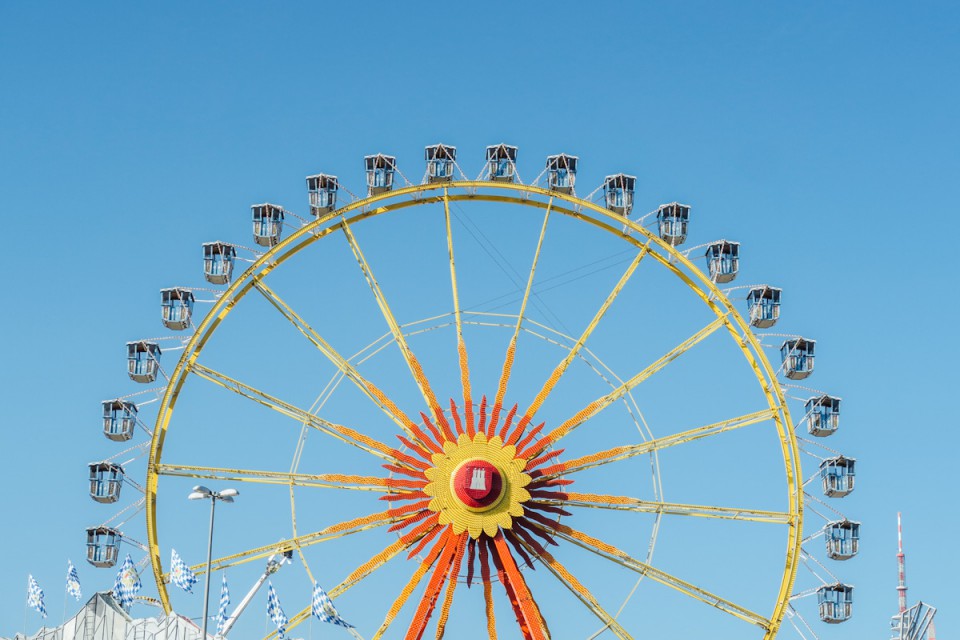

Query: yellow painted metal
left=424, top=432, right=531, bottom=539
left=189, top=362, right=405, bottom=465
left=533, top=493, right=792, bottom=524
left=434, top=534, right=468, bottom=638
left=550, top=408, right=778, bottom=478
left=520, top=243, right=650, bottom=427
left=539, top=522, right=772, bottom=630
left=493, top=200, right=552, bottom=416
left=329, top=539, right=411, bottom=599
left=144, top=181, right=801, bottom=639
left=443, top=190, right=475, bottom=426
left=371, top=529, right=451, bottom=640
left=250, top=276, right=422, bottom=440
left=178, top=510, right=401, bottom=576
left=264, top=606, right=310, bottom=639
left=542, top=314, right=727, bottom=444
left=270, top=533, right=429, bottom=639
left=156, top=463, right=396, bottom=491
left=341, top=219, right=448, bottom=428
left=514, top=535, right=634, bottom=640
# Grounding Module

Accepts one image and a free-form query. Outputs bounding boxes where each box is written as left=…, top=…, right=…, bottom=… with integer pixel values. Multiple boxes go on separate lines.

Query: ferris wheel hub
left=450, top=458, right=505, bottom=512
left=424, top=430, right=533, bottom=539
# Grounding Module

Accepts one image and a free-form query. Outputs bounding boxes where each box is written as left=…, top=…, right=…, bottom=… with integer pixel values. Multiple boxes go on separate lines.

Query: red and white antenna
left=897, top=511, right=908, bottom=614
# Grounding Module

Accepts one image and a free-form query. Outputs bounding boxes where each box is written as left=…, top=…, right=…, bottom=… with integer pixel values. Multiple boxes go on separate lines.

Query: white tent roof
left=4, top=592, right=203, bottom=640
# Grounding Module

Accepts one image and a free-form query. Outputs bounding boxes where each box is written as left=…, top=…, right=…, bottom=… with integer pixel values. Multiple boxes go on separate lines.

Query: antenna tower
left=897, top=511, right=908, bottom=614
left=892, top=513, right=937, bottom=640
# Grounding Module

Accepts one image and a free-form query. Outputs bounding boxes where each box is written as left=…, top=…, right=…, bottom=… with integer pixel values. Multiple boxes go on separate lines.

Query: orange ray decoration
left=379, top=388, right=570, bottom=639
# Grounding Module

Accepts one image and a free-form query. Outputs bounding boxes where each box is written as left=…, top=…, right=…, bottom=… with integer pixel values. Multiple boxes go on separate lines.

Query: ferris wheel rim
left=144, top=180, right=803, bottom=638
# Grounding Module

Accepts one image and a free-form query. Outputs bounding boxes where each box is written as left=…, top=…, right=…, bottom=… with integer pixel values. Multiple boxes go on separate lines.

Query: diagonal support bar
left=532, top=492, right=793, bottom=524
left=491, top=201, right=553, bottom=427
left=512, top=535, right=633, bottom=639
left=540, top=408, right=777, bottom=479
left=186, top=510, right=401, bottom=575
left=157, top=464, right=399, bottom=492
left=523, top=314, right=730, bottom=458
left=443, top=191, right=475, bottom=436
left=435, top=533, right=468, bottom=638
left=404, top=531, right=462, bottom=640
left=189, top=362, right=418, bottom=466
left=341, top=220, right=453, bottom=440
left=536, top=522, right=772, bottom=630
left=372, top=527, right=453, bottom=640
left=252, top=276, right=425, bottom=442
left=490, top=532, right=550, bottom=640
left=511, top=243, right=650, bottom=443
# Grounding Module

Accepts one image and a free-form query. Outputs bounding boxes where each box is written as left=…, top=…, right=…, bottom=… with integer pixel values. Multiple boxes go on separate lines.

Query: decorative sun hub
left=424, top=432, right=532, bottom=538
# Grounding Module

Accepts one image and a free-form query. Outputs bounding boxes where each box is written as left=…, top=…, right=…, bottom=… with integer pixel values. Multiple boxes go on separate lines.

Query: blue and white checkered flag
left=215, top=574, right=230, bottom=636
left=26, top=575, right=46, bottom=618
left=112, top=554, right=141, bottom=610
left=266, top=582, right=287, bottom=639
left=169, top=549, right=197, bottom=593
left=65, top=561, right=82, bottom=601
left=311, top=582, right=354, bottom=628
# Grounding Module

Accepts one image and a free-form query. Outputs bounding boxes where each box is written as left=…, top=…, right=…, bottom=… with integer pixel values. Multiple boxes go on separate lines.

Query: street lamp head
left=188, top=486, right=239, bottom=502
left=192, top=485, right=229, bottom=640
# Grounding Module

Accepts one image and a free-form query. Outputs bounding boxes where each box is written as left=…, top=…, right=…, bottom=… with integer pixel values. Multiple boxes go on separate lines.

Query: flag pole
left=62, top=564, right=67, bottom=629
left=22, top=575, right=28, bottom=639
left=200, top=496, right=217, bottom=640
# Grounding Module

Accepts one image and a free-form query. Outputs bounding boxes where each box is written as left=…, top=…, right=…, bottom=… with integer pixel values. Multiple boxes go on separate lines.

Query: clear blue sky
left=1, top=2, right=957, bottom=638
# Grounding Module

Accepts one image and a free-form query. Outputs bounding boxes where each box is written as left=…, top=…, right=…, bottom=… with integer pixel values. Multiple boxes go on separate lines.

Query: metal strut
left=217, top=551, right=292, bottom=638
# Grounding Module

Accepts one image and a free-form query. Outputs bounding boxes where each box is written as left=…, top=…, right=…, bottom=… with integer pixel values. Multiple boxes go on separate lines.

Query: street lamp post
left=188, top=485, right=238, bottom=639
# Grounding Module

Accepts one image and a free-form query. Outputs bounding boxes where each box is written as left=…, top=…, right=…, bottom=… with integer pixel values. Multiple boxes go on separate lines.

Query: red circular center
left=452, top=459, right=503, bottom=509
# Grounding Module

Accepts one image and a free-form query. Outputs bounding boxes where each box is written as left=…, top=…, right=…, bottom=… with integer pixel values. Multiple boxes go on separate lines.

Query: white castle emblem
left=469, top=467, right=488, bottom=491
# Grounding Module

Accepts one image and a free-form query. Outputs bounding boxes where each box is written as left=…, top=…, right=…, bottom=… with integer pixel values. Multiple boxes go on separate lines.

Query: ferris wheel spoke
left=251, top=276, right=427, bottom=442
left=371, top=526, right=454, bottom=640
left=509, top=243, right=651, bottom=446
left=534, top=408, right=777, bottom=480
left=405, top=531, right=467, bottom=640
left=435, top=532, right=469, bottom=638
left=325, top=510, right=442, bottom=600
left=187, top=510, right=402, bottom=575
left=489, top=531, right=550, bottom=640
left=327, top=539, right=410, bottom=599
left=511, top=533, right=633, bottom=640
left=521, top=314, right=730, bottom=459
left=477, top=536, right=497, bottom=639
left=189, top=362, right=421, bottom=468
left=340, top=220, right=455, bottom=441
left=532, top=521, right=772, bottom=630
left=529, top=492, right=792, bottom=524
left=156, top=463, right=400, bottom=492
left=491, top=201, right=553, bottom=429
left=443, top=191, right=474, bottom=436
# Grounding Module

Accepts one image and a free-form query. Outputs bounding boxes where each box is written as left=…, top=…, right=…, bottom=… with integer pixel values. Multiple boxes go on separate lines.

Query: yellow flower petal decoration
left=424, top=432, right=532, bottom=539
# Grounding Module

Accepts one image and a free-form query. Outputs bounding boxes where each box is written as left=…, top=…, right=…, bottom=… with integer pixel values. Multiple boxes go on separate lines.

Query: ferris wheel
left=87, top=143, right=858, bottom=639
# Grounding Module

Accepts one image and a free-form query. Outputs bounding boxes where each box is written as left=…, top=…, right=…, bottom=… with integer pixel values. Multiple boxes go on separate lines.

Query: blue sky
left=1, top=2, right=958, bottom=638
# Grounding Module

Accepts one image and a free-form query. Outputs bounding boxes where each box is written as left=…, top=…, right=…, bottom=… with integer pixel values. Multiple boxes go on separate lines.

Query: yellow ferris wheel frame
left=145, top=180, right=803, bottom=638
